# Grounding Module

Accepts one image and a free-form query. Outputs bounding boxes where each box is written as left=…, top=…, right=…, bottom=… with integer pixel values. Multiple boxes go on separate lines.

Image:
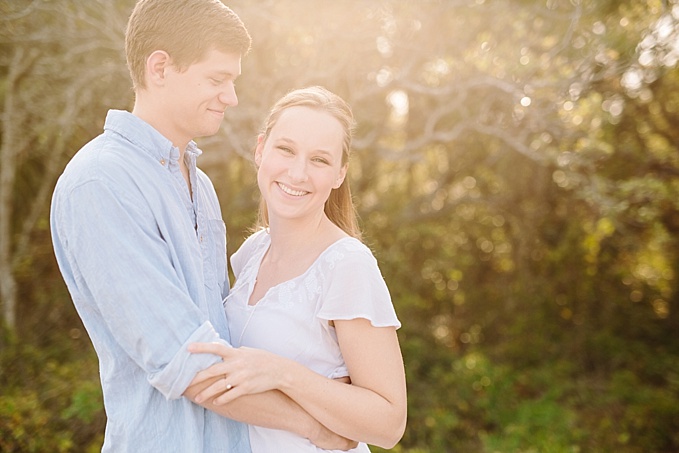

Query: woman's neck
left=266, top=213, right=344, bottom=264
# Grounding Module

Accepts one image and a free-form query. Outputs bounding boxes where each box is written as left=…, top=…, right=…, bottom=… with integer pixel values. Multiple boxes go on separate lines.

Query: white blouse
left=224, top=229, right=400, bottom=452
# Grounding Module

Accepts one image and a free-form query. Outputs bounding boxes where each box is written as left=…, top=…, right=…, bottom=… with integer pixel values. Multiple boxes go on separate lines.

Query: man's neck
left=131, top=104, right=192, bottom=194
left=131, top=100, right=189, bottom=154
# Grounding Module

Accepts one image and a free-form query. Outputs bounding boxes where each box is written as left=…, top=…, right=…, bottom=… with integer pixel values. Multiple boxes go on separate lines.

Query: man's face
left=160, top=49, right=241, bottom=148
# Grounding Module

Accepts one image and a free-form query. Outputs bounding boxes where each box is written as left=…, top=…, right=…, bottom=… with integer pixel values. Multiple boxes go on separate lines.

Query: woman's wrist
left=276, top=356, right=305, bottom=394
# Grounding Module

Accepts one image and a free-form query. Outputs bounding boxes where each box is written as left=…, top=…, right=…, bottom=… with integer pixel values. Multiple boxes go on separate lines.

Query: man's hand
left=307, top=422, right=359, bottom=451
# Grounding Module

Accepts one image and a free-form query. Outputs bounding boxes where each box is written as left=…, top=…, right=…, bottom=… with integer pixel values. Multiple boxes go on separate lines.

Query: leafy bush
left=0, top=342, right=104, bottom=452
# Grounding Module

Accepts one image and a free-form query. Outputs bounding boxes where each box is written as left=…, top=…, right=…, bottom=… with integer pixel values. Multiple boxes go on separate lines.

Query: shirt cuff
left=147, top=321, right=231, bottom=400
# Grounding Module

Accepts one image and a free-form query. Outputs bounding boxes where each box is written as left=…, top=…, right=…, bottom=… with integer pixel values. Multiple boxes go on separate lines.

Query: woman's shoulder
left=329, top=236, right=374, bottom=257
left=231, top=228, right=270, bottom=276
left=242, top=228, right=270, bottom=246
left=236, top=228, right=270, bottom=257
left=318, top=236, right=379, bottom=272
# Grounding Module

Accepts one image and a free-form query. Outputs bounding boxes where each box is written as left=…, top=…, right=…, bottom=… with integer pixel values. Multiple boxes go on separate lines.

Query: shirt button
left=159, top=158, right=166, bottom=166
left=200, top=235, right=204, bottom=243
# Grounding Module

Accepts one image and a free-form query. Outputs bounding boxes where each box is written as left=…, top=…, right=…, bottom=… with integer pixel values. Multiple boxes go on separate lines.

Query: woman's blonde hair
left=256, top=86, right=362, bottom=240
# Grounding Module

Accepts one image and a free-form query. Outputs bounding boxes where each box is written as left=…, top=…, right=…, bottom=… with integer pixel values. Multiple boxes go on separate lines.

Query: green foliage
left=0, top=342, right=104, bottom=452
left=60, top=381, right=104, bottom=424
left=0, top=391, right=73, bottom=453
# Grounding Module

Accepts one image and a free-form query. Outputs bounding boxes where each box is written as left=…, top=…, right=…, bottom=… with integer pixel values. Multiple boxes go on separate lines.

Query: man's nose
left=219, top=82, right=238, bottom=107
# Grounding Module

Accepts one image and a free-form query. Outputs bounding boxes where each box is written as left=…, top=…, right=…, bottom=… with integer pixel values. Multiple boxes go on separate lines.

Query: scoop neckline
left=245, top=234, right=358, bottom=307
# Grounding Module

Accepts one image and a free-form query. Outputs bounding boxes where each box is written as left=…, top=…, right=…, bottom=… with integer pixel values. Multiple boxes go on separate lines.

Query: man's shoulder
left=55, top=132, right=161, bottom=207
left=61, top=133, right=141, bottom=180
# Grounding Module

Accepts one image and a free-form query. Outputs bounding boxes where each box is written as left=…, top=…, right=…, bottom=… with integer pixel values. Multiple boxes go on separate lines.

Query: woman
left=189, top=86, right=407, bottom=451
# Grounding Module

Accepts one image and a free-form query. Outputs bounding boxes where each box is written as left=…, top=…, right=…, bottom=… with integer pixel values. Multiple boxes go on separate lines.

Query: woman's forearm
left=184, top=378, right=357, bottom=450
left=277, top=357, right=406, bottom=449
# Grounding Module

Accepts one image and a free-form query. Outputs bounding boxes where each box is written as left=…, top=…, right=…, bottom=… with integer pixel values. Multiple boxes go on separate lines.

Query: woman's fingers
left=192, top=362, right=227, bottom=385
left=189, top=345, right=286, bottom=402
left=195, top=371, right=235, bottom=403
left=188, top=341, right=234, bottom=357
left=187, top=342, right=236, bottom=386
left=213, top=382, right=242, bottom=405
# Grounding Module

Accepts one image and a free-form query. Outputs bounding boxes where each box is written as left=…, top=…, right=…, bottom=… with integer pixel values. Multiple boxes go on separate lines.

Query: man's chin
left=197, top=125, right=222, bottom=140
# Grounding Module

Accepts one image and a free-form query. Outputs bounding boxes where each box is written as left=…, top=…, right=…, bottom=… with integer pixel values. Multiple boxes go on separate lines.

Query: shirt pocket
left=203, top=219, right=227, bottom=293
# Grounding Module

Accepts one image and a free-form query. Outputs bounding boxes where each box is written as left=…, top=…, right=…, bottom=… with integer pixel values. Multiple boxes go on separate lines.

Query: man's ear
left=146, top=50, right=171, bottom=87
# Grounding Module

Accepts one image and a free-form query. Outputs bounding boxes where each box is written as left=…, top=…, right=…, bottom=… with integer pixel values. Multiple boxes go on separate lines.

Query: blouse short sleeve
left=317, top=239, right=400, bottom=329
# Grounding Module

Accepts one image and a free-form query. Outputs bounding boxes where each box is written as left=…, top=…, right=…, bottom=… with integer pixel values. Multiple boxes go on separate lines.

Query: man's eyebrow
left=210, top=70, right=240, bottom=79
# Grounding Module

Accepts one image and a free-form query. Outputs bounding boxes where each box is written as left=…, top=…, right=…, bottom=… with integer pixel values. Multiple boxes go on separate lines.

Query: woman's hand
left=188, top=342, right=290, bottom=405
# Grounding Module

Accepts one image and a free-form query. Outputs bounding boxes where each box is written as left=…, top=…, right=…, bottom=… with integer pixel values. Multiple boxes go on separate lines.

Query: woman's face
left=255, top=106, right=347, bottom=224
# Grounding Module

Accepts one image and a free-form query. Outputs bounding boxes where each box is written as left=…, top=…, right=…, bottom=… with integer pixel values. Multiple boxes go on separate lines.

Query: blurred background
left=1, top=0, right=679, bottom=451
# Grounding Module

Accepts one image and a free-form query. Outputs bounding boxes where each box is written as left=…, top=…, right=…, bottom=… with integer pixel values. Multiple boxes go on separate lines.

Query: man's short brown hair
left=125, top=0, right=251, bottom=90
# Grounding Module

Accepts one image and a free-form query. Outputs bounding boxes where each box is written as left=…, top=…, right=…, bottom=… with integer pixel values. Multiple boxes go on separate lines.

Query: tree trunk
left=0, top=47, right=38, bottom=334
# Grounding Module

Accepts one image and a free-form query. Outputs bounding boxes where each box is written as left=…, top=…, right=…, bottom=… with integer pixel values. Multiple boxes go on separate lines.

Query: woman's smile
left=277, top=182, right=309, bottom=197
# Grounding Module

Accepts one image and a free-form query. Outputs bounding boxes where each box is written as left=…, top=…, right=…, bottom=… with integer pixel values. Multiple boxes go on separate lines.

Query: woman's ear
left=146, top=50, right=171, bottom=87
left=334, top=164, right=348, bottom=189
left=254, top=134, right=265, bottom=167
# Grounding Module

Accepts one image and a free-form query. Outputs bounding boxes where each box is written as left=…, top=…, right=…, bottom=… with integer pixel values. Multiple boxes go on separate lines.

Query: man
left=50, top=0, right=352, bottom=451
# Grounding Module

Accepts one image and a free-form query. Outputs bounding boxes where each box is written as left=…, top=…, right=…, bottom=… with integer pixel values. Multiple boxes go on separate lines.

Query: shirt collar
left=104, top=110, right=203, bottom=164
left=185, top=140, right=203, bottom=161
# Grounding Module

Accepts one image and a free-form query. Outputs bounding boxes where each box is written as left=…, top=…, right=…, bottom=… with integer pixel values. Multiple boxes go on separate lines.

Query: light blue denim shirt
left=50, top=110, right=250, bottom=452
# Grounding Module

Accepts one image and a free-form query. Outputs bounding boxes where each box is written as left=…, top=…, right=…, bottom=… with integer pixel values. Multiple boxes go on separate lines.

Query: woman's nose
left=288, top=157, right=308, bottom=182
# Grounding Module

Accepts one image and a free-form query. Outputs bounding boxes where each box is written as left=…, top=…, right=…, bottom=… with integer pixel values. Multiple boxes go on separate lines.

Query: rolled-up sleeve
left=149, top=322, right=231, bottom=399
